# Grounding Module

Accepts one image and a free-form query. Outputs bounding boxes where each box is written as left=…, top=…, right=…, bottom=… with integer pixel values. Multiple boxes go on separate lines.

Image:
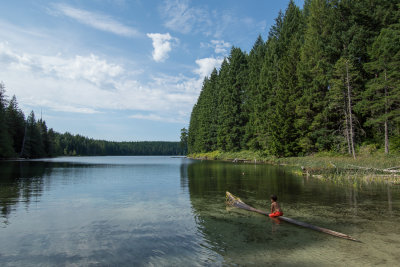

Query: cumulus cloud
left=147, top=33, right=177, bottom=62
left=0, top=43, right=123, bottom=87
left=0, top=42, right=200, bottom=122
left=194, top=57, right=223, bottom=79
left=51, top=3, right=140, bottom=37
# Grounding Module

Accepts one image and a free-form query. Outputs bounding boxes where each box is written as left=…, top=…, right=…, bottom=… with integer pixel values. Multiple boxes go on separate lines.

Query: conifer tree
left=295, top=0, right=337, bottom=153
left=47, top=128, right=57, bottom=157
left=38, top=119, right=49, bottom=157
left=328, top=57, right=362, bottom=158
left=207, top=69, right=220, bottom=151
left=243, top=35, right=266, bottom=150
left=267, top=0, right=303, bottom=156
left=216, top=48, right=248, bottom=151
left=361, top=22, right=400, bottom=154
left=21, top=111, right=44, bottom=158
left=230, top=47, right=249, bottom=150
left=194, top=77, right=210, bottom=152
left=186, top=0, right=400, bottom=156
left=0, top=83, right=14, bottom=158
left=216, top=58, right=231, bottom=151
left=188, top=103, right=200, bottom=153
left=6, top=95, right=25, bottom=155
left=188, top=69, right=221, bottom=153
left=180, top=127, right=188, bottom=154
left=257, top=12, right=283, bottom=152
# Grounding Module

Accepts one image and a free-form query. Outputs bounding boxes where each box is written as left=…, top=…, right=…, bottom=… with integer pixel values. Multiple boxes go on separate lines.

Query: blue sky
left=0, top=0, right=304, bottom=141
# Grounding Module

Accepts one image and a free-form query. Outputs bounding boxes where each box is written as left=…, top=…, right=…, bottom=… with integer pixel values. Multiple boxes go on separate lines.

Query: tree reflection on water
left=0, top=161, right=52, bottom=225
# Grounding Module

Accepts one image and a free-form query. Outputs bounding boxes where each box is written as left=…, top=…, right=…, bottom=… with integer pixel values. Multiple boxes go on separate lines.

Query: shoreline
left=188, top=150, right=400, bottom=185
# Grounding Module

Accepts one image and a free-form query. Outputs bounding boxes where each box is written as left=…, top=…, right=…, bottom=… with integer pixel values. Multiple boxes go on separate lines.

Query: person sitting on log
left=269, top=194, right=283, bottom=217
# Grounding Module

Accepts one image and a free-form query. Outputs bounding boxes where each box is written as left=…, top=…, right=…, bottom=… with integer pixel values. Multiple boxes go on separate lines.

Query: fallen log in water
left=347, top=164, right=400, bottom=173
left=226, top=191, right=360, bottom=242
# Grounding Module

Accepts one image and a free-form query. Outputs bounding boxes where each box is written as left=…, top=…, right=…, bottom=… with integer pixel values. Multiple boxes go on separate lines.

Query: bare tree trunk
left=344, top=101, right=351, bottom=155
left=384, top=69, right=389, bottom=154
left=341, top=83, right=351, bottom=155
left=345, top=60, right=356, bottom=159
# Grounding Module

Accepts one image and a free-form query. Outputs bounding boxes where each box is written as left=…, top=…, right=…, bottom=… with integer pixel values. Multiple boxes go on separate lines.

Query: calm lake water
left=0, top=156, right=399, bottom=266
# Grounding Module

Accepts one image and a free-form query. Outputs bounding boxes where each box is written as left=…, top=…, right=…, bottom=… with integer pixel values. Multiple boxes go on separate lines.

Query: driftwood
left=385, top=166, right=400, bottom=170
left=347, top=164, right=400, bottom=173
left=226, top=191, right=360, bottom=242
left=232, top=158, right=254, bottom=163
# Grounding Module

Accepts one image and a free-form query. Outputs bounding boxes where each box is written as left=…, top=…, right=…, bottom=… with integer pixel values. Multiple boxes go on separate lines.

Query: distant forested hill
left=0, top=84, right=184, bottom=158
left=188, top=0, right=400, bottom=157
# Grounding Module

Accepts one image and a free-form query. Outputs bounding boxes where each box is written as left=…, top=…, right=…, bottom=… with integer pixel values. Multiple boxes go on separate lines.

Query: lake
left=0, top=156, right=399, bottom=266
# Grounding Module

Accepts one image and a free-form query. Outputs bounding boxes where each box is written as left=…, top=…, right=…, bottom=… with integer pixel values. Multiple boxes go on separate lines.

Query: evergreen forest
left=0, top=83, right=184, bottom=158
left=188, top=0, right=400, bottom=157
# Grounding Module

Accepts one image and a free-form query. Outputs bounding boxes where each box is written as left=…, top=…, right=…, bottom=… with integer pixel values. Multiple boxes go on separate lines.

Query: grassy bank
left=188, top=150, right=400, bottom=184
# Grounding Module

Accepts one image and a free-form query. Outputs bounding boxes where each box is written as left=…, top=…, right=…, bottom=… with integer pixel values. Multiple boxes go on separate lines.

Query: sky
left=0, top=0, right=304, bottom=141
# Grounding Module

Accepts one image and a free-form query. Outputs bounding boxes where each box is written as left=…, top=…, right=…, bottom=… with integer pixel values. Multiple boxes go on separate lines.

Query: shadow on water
left=181, top=161, right=313, bottom=260
left=0, top=160, right=97, bottom=226
left=181, top=159, right=400, bottom=265
left=0, top=161, right=51, bottom=224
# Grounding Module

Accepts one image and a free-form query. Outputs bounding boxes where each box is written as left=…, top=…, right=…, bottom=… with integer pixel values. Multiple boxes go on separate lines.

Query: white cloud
left=0, top=42, right=200, bottom=120
left=147, top=33, right=177, bottom=62
left=212, top=40, right=231, bottom=54
left=52, top=3, right=140, bottom=37
left=129, top=113, right=184, bottom=123
left=161, top=1, right=266, bottom=41
left=202, top=40, right=231, bottom=54
left=0, top=43, right=123, bottom=87
left=161, top=0, right=211, bottom=35
left=47, top=104, right=100, bottom=114
left=194, top=57, right=223, bottom=79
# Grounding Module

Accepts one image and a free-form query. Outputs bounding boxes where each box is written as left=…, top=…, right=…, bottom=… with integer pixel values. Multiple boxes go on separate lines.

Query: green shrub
left=358, top=144, right=378, bottom=155
left=391, top=135, right=400, bottom=154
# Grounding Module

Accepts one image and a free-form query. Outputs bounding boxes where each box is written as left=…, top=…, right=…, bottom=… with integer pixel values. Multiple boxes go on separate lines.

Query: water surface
left=0, top=156, right=399, bottom=266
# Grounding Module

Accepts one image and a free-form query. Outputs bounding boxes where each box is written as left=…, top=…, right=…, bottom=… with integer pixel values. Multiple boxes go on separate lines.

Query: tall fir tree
left=295, top=0, right=338, bottom=153
left=216, top=58, right=233, bottom=151
left=0, top=83, right=14, bottom=158
left=6, top=95, right=25, bottom=155
left=192, top=71, right=219, bottom=153
left=243, top=35, right=266, bottom=150
left=361, top=21, right=400, bottom=153
left=38, top=119, right=49, bottom=156
left=188, top=102, right=200, bottom=153
left=267, top=0, right=304, bottom=156
left=257, top=11, right=283, bottom=152
left=180, top=127, right=188, bottom=154
left=194, top=77, right=210, bottom=152
left=21, top=111, right=44, bottom=158
left=207, top=69, right=220, bottom=151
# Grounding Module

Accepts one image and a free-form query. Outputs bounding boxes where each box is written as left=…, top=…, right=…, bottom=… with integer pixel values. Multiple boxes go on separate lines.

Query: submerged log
left=226, top=191, right=360, bottom=242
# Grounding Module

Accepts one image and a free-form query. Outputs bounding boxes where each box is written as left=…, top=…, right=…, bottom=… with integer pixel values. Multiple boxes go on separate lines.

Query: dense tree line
left=53, top=133, right=184, bottom=156
left=0, top=83, right=184, bottom=158
left=188, top=0, right=400, bottom=157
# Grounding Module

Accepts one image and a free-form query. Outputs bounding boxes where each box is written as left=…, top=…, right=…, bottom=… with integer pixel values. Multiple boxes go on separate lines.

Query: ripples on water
left=0, top=156, right=399, bottom=266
